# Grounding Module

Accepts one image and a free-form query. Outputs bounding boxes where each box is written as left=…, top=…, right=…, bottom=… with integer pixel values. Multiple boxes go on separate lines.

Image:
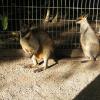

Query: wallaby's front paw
left=24, top=64, right=38, bottom=68
left=34, top=67, right=44, bottom=73
left=34, top=66, right=47, bottom=73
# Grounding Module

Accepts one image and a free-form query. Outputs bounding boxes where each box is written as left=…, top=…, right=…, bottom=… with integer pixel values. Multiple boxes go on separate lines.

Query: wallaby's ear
left=84, top=14, right=88, bottom=18
left=80, top=12, right=88, bottom=18
left=29, top=22, right=37, bottom=30
left=82, top=14, right=88, bottom=19
left=20, top=23, right=29, bottom=34
left=24, top=32, right=31, bottom=39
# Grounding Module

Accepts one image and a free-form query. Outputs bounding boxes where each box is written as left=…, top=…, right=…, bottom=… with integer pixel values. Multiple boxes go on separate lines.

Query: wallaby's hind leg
left=84, top=52, right=96, bottom=61
left=90, top=56, right=96, bottom=61
left=24, top=55, right=38, bottom=68
left=33, top=57, right=48, bottom=73
left=85, top=50, right=96, bottom=61
left=43, top=57, right=48, bottom=70
left=31, top=55, right=38, bottom=66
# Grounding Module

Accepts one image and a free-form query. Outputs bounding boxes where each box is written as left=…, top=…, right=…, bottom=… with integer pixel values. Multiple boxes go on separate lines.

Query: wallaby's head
left=11, top=24, right=30, bottom=41
left=76, top=14, right=88, bottom=24
left=20, top=22, right=38, bottom=37
left=19, top=24, right=30, bottom=38
left=11, top=22, right=37, bottom=40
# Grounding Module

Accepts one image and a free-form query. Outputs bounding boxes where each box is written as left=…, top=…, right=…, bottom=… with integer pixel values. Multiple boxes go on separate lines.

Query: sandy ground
left=0, top=57, right=100, bottom=100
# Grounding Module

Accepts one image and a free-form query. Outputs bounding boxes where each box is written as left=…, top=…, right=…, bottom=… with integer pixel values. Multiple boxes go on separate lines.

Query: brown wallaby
left=19, top=24, right=56, bottom=71
left=76, top=15, right=99, bottom=61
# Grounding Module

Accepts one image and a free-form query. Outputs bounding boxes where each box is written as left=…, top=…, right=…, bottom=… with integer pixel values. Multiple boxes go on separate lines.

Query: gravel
left=0, top=57, right=100, bottom=100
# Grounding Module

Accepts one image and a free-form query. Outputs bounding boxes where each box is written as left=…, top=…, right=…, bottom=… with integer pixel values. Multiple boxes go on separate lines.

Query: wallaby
left=76, top=15, right=99, bottom=61
left=19, top=24, right=56, bottom=71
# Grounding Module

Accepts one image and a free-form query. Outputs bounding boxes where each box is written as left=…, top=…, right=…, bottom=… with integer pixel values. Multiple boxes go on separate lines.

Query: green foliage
left=1, top=16, right=8, bottom=31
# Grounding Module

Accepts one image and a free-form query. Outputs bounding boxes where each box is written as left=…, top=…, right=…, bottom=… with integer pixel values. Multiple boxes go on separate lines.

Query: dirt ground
left=0, top=57, right=100, bottom=100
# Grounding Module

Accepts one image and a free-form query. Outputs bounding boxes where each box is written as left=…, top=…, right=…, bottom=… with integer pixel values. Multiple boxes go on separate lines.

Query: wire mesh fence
left=0, top=0, right=100, bottom=50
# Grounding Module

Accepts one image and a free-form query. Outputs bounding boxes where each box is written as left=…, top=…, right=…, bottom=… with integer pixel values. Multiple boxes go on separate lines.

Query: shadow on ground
left=74, top=74, right=100, bottom=100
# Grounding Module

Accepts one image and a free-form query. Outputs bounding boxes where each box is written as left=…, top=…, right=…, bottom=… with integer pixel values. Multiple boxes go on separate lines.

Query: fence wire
left=0, top=0, right=100, bottom=50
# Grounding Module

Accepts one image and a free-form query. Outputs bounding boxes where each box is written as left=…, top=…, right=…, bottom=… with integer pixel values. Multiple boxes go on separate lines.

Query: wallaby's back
left=31, top=29, right=54, bottom=59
